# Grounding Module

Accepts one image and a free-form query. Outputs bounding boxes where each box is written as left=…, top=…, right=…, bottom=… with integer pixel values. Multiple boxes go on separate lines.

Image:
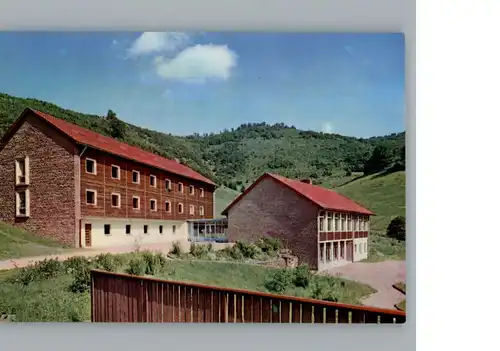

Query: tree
left=105, top=109, right=126, bottom=140
left=363, top=144, right=394, bottom=174
left=386, top=216, right=406, bottom=241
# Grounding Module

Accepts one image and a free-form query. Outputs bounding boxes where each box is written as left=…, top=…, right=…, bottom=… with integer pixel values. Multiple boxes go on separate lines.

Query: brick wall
left=79, top=148, right=215, bottom=222
left=226, top=177, right=320, bottom=269
left=0, top=114, right=79, bottom=246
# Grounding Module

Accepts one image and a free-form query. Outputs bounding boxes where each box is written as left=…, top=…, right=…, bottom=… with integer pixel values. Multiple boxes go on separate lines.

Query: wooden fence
left=91, top=269, right=406, bottom=324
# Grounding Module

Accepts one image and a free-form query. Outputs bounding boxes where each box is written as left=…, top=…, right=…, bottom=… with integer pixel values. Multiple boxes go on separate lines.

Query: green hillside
left=335, top=171, right=406, bottom=232
left=0, top=92, right=404, bottom=188
left=214, top=186, right=241, bottom=217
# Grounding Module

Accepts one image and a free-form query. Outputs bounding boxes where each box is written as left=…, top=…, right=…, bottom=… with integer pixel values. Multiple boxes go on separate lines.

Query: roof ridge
left=26, top=108, right=216, bottom=186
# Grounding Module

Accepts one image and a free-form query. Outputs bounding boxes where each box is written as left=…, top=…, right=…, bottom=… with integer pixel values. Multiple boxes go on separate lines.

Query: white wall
left=80, top=217, right=188, bottom=249
left=353, top=237, right=368, bottom=262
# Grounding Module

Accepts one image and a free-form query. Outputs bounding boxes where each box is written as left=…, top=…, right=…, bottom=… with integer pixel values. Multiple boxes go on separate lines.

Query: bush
left=264, top=268, right=293, bottom=293
left=69, top=267, right=91, bottom=293
left=169, top=241, right=183, bottom=257
left=235, top=241, right=260, bottom=259
left=257, top=237, right=282, bottom=254
left=292, top=264, right=311, bottom=288
left=310, top=279, right=339, bottom=302
left=387, top=216, right=406, bottom=241
left=8, top=258, right=64, bottom=285
left=141, top=251, right=166, bottom=275
left=64, top=256, right=92, bottom=274
left=126, top=258, right=146, bottom=276
left=189, top=243, right=208, bottom=258
left=93, top=253, right=118, bottom=272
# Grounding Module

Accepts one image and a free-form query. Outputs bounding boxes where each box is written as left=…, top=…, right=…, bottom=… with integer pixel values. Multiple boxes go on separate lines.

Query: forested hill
left=0, top=93, right=405, bottom=188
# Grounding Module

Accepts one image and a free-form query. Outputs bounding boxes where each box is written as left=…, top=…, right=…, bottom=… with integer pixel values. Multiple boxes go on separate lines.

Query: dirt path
left=325, top=260, right=406, bottom=310
left=0, top=241, right=200, bottom=271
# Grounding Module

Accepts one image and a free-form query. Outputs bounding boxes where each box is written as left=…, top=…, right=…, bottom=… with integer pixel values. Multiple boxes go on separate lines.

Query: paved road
left=325, top=260, right=406, bottom=310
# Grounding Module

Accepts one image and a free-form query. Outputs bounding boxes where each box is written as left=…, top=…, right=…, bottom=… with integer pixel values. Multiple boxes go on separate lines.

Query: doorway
left=84, top=223, right=92, bottom=247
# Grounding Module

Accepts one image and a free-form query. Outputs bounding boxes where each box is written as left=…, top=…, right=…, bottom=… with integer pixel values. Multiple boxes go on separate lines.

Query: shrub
left=264, top=268, right=293, bottom=293
left=310, top=280, right=339, bottom=302
left=7, top=258, right=65, bottom=285
left=292, top=264, right=311, bottom=288
left=189, top=243, right=208, bottom=258
left=235, top=241, right=260, bottom=259
left=64, top=256, right=92, bottom=274
left=126, top=258, right=146, bottom=276
left=257, top=237, right=282, bottom=254
left=69, top=266, right=91, bottom=293
left=93, top=253, right=118, bottom=272
left=169, top=241, right=183, bottom=257
left=386, top=216, right=406, bottom=241
left=141, top=251, right=167, bottom=275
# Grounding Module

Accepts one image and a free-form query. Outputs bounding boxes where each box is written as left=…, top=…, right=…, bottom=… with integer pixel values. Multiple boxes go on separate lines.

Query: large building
left=222, top=173, right=373, bottom=270
left=0, top=108, right=216, bottom=248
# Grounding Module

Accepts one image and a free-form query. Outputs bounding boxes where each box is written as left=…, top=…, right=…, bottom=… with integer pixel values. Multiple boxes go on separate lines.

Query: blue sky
left=0, top=32, right=404, bottom=137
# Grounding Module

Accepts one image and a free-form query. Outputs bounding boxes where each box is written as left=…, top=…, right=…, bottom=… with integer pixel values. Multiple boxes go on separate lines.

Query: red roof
left=222, top=173, right=373, bottom=215
left=24, top=109, right=216, bottom=186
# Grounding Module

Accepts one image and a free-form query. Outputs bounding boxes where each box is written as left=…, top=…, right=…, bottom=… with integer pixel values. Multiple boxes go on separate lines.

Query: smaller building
left=222, top=173, right=374, bottom=270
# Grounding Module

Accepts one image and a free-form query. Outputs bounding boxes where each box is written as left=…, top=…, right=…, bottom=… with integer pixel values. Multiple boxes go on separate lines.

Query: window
left=125, top=225, right=131, bottom=235
left=189, top=185, right=195, bottom=195
left=165, top=179, right=172, bottom=190
left=165, top=201, right=171, bottom=212
left=111, top=165, right=120, bottom=179
left=199, top=206, right=204, bottom=216
left=143, top=225, right=148, bottom=234
left=15, top=157, right=29, bottom=185
left=132, top=196, right=140, bottom=210
left=347, top=214, right=352, bottom=231
left=178, top=203, right=184, bottom=214
left=111, top=193, right=121, bottom=208
left=15, top=190, right=30, bottom=217
left=104, top=224, right=111, bottom=235
left=200, top=188, right=204, bottom=198
left=189, top=204, right=195, bottom=215
left=355, top=244, right=357, bottom=253
left=318, top=211, right=325, bottom=232
left=327, top=212, right=333, bottom=231
left=150, top=175, right=157, bottom=187
left=85, top=158, right=96, bottom=174
left=132, top=170, right=140, bottom=184
left=150, top=199, right=157, bottom=211
left=86, top=190, right=96, bottom=205
left=341, top=214, right=346, bottom=231
left=335, top=213, right=340, bottom=231
left=172, top=225, right=176, bottom=235
left=364, top=243, right=367, bottom=253
left=159, top=225, right=163, bottom=234
left=178, top=182, right=183, bottom=193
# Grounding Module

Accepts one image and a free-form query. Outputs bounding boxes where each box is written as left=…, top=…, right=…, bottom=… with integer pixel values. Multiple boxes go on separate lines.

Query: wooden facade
left=80, top=148, right=215, bottom=221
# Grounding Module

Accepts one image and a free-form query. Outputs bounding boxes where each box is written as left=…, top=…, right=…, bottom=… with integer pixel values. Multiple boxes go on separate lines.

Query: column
left=337, top=241, right=341, bottom=261
left=322, top=243, right=326, bottom=264
left=330, top=242, right=334, bottom=264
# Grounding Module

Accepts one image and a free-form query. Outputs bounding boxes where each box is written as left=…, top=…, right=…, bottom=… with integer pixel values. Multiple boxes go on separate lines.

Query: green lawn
left=0, top=253, right=375, bottom=322
left=0, top=221, right=70, bottom=260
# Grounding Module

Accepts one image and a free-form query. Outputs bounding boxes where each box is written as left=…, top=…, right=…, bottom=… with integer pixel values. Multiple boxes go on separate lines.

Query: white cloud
left=154, top=44, right=237, bottom=83
left=127, top=32, right=189, bottom=57
left=321, top=122, right=335, bottom=133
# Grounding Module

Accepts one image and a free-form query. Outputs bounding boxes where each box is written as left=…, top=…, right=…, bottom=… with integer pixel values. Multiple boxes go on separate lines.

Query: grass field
left=0, top=221, right=70, bottom=260
left=0, top=251, right=375, bottom=322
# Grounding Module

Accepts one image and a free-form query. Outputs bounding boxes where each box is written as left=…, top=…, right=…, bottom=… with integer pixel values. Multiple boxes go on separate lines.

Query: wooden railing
left=91, top=269, right=406, bottom=323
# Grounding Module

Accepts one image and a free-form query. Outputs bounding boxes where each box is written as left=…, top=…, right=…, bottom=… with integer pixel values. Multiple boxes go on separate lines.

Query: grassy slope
left=0, top=222, right=69, bottom=260
left=214, top=186, right=241, bottom=217
left=0, top=258, right=375, bottom=322
left=335, top=171, right=406, bottom=232
left=335, top=171, right=406, bottom=261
